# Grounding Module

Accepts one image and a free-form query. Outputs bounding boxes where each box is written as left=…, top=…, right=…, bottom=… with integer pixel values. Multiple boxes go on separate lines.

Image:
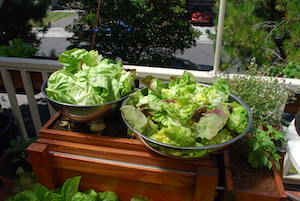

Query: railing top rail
left=0, top=57, right=61, bottom=71
left=0, top=57, right=299, bottom=90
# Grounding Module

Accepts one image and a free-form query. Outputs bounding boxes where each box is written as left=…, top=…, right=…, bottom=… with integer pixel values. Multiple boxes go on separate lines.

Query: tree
left=64, top=0, right=200, bottom=65
left=218, top=0, right=300, bottom=70
left=0, top=0, right=50, bottom=48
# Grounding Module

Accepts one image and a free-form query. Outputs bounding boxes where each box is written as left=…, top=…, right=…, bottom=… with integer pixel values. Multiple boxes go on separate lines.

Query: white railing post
left=213, top=0, right=226, bottom=74
left=20, top=70, right=42, bottom=135
left=1, top=69, right=29, bottom=141
left=41, top=71, right=56, bottom=117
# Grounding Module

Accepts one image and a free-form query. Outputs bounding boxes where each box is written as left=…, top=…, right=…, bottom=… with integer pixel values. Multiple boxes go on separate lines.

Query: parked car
left=89, top=21, right=134, bottom=34
left=191, top=11, right=212, bottom=25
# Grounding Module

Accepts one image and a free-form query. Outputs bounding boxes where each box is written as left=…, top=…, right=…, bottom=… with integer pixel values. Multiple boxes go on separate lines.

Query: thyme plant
left=224, top=66, right=295, bottom=169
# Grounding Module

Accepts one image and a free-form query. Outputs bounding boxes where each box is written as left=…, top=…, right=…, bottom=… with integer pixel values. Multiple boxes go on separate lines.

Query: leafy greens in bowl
left=42, top=48, right=136, bottom=121
left=121, top=72, right=252, bottom=158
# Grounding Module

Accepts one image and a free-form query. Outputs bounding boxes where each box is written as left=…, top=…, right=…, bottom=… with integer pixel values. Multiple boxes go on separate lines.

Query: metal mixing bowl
left=121, top=85, right=253, bottom=159
left=41, top=80, right=129, bottom=122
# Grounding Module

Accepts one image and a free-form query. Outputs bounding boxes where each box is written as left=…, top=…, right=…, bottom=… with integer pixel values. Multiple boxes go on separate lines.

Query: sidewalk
left=33, top=11, right=77, bottom=38
left=193, top=26, right=215, bottom=44
left=33, top=27, right=73, bottom=38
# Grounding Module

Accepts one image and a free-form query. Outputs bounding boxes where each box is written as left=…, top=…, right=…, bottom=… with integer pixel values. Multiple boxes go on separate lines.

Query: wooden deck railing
left=0, top=56, right=299, bottom=140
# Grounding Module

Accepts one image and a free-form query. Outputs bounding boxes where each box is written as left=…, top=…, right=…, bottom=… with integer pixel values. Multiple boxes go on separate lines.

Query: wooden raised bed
left=26, top=113, right=291, bottom=201
left=221, top=148, right=289, bottom=201
left=27, top=113, right=219, bottom=201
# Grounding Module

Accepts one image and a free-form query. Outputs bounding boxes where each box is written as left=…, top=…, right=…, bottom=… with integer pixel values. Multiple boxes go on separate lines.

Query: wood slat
left=27, top=143, right=58, bottom=188
left=233, top=189, right=281, bottom=201
left=0, top=69, right=28, bottom=140
left=41, top=71, right=55, bottom=117
left=51, top=151, right=196, bottom=188
left=20, top=70, right=42, bottom=135
left=272, top=166, right=288, bottom=199
left=39, top=128, right=147, bottom=152
left=37, top=137, right=214, bottom=171
left=223, top=150, right=234, bottom=191
left=192, top=167, right=218, bottom=201
left=41, top=112, right=60, bottom=129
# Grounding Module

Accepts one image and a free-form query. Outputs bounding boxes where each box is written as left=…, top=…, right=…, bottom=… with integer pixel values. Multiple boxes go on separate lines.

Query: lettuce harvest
left=121, top=72, right=248, bottom=157
left=6, top=176, right=149, bottom=201
left=46, top=48, right=136, bottom=105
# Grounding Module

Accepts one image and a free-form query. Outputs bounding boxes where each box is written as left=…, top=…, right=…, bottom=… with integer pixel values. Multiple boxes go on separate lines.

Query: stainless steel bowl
left=41, top=80, right=129, bottom=122
left=121, top=85, right=253, bottom=159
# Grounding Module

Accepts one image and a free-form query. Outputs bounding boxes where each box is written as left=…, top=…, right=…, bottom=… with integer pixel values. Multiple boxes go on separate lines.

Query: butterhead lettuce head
left=46, top=48, right=136, bottom=105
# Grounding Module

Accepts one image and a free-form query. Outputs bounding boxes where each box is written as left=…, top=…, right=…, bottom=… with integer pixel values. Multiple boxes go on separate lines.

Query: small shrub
left=0, top=39, right=37, bottom=58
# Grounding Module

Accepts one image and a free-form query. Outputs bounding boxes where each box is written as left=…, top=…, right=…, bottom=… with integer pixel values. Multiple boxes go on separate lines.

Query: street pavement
left=36, top=12, right=215, bottom=66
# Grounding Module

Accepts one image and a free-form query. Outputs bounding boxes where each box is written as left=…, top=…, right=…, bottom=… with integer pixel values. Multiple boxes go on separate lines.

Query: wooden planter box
left=221, top=150, right=289, bottom=201
left=285, top=94, right=300, bottom=114
left=27, top=113, right=220, bottom=201
left=27, top=113, right=291, bottom=201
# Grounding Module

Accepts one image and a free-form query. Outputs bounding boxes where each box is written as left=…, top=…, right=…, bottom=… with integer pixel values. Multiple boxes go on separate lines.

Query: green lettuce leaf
left=196, top=106, right=229, bottom=140
left=205, top=78, right=230, bottom=104
left=84, top=189, right=98, bottom=201
left=61, top=176, right=81, bottom=201
left=71, top=192, right=95, bottom=201
left=34, top=184, right=52, bottom=201
left=205, top=129, right=233, bottom=145
left=121, top=105, right=148, bottom=132
left=98, top=191, right=119, bottom=201
left=227, top=102, right=248, bottom=133
left=46, top=70, right=77, bottom=104
left=168, top=71, right=196, bottom=87
left=130, top=196, right=149, bottom=201
left=141, top=76, right=167, bottom=98
left=150, top=125, right=195, bottom=147
left=119, top=71, right=136, bottom=96
left=143, top=119, right=159, bottom=137
left=13, top=190, right=38, bottom=201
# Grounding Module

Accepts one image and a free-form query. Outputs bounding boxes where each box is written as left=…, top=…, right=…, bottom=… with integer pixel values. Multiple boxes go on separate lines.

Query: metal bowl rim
left=41, top=79, right=129, bottom=108
left=121, top=82, right=253, bottom=150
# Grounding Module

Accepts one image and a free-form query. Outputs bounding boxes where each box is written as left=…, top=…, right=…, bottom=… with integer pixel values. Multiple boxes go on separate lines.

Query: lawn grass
left=30, top=12, right=76, bottom=27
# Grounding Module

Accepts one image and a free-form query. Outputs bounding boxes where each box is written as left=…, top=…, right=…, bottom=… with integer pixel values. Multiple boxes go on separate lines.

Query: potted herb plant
left=219, top=63, right=297, bottom=199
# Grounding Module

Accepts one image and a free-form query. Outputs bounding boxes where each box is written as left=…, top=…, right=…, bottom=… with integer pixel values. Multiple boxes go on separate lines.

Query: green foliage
left=0, top=0, right=50, bottom=47
left=13, top=168, right=37, bottom=194
left=217, top=0, right=300, bottom=70
left=0, top=39, right=37, bottom=58
left=6, top=176, right=149, bottom=201
left=263, top=62, right=300, bottom=79
left=64, top=0, right=200, bottom=65
left=226, top=72, right=291, bottom=126
left=248, top=126, right=284, bottom=169
left=130, top=196, right=149, bottom=201
left=225, top=70, right=294, bottom=169
left=5, top=137, right=37, bottom=164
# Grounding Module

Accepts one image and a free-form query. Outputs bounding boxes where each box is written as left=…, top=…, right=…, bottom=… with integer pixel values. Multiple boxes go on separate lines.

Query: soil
left=51, top=113, right=129, bottom=139
left=0, top=114, right=17, bottom=156
left=0, top=115, right=6, bottom=130
left=0, top=152, right=32, bottom=180
left=228, top=139, right=279, bottom=195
